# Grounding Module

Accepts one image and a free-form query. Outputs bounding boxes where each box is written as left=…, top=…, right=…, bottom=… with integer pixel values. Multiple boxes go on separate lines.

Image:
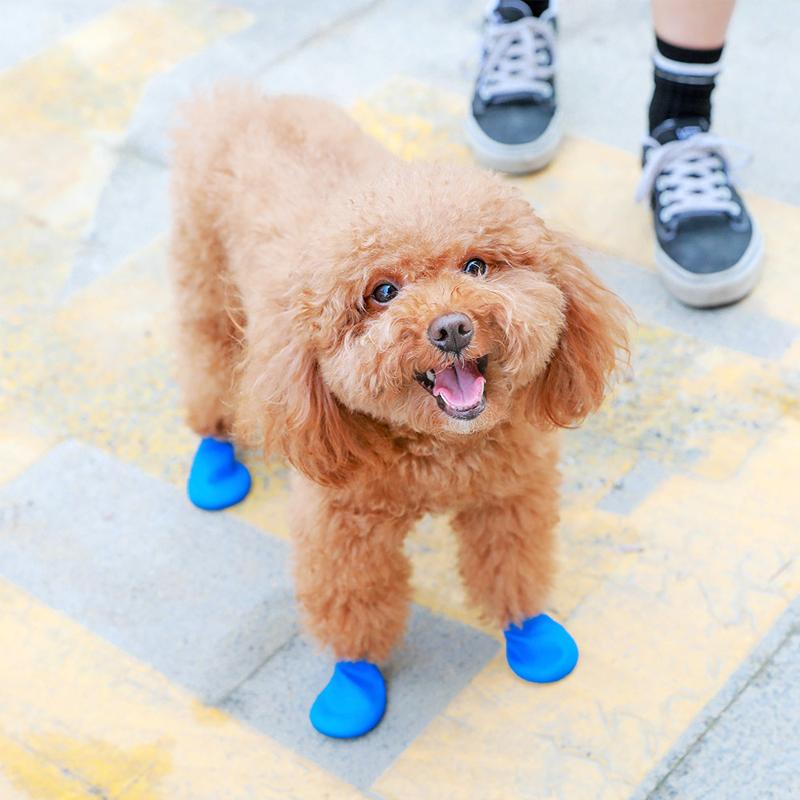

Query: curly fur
left=170, top=85, right=629, bottom=662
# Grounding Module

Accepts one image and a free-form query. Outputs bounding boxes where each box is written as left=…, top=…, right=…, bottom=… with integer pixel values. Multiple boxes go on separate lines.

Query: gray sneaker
left=636, top=118, right=764, bottom=308
left=466, top=0, right=562, bottom=174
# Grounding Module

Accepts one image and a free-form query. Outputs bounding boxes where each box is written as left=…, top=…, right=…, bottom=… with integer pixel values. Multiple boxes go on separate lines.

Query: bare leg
left=651, top=0, right=735, bottom=48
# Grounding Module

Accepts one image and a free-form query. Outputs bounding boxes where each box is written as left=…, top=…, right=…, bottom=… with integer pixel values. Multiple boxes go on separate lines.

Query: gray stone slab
left=125, top=0, right=379, bottom=165
left=586, top=249, right=799, bottom=360
left=251, top=0, right=486, bottom=107
left=222, top=605, right=500, bottom=789
left=598, top=457, right=670, bottom=515
left=0, top=440, right=500, bottom=789
left=0, top=440, right=297, bottom=702
left=652, top=624, right=800, bottom=799
left=634, top=597, right=800, bottom=800
left=66, top=151, right=170, bottom=296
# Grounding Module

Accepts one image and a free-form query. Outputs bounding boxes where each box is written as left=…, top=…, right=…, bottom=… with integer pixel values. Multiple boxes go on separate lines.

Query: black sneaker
left=466, top=0, right=561, bottom=174
left=636, top=117, right=764, bottom=308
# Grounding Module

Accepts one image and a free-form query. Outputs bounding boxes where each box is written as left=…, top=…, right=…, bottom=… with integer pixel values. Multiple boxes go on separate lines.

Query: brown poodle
left=169, top=84, right=628, bottom=738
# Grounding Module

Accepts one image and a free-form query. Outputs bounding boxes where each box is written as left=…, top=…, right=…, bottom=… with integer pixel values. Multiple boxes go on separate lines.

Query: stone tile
left=125, top=0, right=379, bottom=164
left=375, top=419, right=800, bottom=800
left=0, top=440, right=499, bottom=791
left=0, top=440, right=297, bottom=702
left=65, top=150, right=170, bottom=295
left=0, top=578, right=369, bottom=800
left=642, top=598, right=800, bottom=800
left=224, top=606, right=500, bottom=789
left=587, top=250, right=799, bottom=360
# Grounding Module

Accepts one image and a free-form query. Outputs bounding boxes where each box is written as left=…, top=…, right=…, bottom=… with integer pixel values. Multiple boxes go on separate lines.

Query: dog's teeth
left=426, top=370, right=435, bottom=382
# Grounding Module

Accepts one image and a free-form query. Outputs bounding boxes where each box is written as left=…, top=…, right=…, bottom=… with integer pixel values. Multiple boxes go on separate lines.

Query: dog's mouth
left=415, top=354, right=488, bottom=420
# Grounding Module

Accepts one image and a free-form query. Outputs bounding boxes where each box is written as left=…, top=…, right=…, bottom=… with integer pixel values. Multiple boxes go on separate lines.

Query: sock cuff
left=656, top=36, right=723, bottom=64
left=654, top=37, right=722, bottom=82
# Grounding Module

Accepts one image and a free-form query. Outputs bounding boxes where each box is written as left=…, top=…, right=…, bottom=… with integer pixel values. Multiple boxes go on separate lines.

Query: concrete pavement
left=1, top=1, right=799, bottom=798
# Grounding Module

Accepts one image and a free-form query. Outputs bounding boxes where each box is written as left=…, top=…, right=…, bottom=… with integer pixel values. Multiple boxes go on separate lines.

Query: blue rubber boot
left=504, top=614, right=579, bottom=683
left=310, top=661, right=386, bottom=739
left=187, top=437, right=251, bottom=511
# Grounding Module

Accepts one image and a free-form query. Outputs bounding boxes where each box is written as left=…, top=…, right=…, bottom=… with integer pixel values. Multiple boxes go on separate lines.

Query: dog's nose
left=427, top=312, right=474, bottom=353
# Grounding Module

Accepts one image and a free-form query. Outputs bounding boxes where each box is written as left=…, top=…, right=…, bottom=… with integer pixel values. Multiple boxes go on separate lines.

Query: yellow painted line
left=0, top=1, right=252, bottom=234
left=374, top=418, right=800, bottom=799
left=0, top=577, right=367, bottom=800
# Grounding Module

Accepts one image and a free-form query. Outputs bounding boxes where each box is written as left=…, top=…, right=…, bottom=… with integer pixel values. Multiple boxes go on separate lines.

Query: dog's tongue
left=433, top=361, right=485, bottom=410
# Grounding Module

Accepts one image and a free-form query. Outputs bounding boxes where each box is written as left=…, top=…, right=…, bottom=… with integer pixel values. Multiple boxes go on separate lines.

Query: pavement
left=1, top=1, right=799, bottom=798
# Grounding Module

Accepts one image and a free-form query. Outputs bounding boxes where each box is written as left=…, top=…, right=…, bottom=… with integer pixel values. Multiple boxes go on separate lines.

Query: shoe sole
left=465, top=108, right=563, bottom=174
left=654, top=222, right=765, bottom=309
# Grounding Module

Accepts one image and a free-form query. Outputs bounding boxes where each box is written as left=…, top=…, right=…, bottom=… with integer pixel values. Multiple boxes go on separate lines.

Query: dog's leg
left=453, top=486, right=579, bottom=683
left=293, top=485, right=414, bottom=738
left=171, top=230, right=240, bottom=438
left=170, top=223, right=251, bottom=510
left=294, top=492, right=413, bottom=661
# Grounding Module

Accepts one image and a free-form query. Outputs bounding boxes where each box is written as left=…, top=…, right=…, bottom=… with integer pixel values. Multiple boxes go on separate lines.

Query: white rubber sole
left=655, top=222, right=765, bottom=309
left=465, top=108, right=563, bottom=175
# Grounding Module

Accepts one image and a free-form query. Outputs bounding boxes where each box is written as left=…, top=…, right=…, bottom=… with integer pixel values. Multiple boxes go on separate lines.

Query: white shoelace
left=635, top=133, right=750, bottom=225
left=476, top=13, right=556, bottom=103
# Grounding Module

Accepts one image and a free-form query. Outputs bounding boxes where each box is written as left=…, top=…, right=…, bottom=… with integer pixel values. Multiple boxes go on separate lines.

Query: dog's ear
left=525, top=238, right=630, bottom=428
left=236, top=308, right=371, bottom=487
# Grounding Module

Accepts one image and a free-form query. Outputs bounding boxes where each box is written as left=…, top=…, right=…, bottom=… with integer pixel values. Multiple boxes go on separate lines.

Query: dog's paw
left=187, top=438, right=251, bottom=511
left=504, top=614, right=579, bottom=683
left=310, top=661, right=386, bottom=739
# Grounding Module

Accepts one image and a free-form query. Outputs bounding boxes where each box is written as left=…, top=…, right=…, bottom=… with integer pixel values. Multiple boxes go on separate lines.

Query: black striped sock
left=648, top=36, right=723, bottom=133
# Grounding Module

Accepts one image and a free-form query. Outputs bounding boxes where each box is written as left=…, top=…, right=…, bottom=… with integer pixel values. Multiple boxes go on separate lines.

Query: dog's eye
left=371, top=282, right=399, bottom=304
left=462, top=258, right=488, bottom=277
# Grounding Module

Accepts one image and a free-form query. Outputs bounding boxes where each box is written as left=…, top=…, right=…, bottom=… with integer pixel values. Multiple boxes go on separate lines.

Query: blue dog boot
left=310, top=661, right=386, bottom=739
left=187, top=437, right=251, bottom=511
left=504, top=614, right=579, bottom=683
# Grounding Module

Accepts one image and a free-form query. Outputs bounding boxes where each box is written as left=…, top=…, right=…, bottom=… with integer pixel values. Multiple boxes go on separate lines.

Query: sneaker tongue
left=492, top=0, right=532, bottom=23
left=651, top=116, right=710, bottom=145
left=433, top=362, right=486, bottom=410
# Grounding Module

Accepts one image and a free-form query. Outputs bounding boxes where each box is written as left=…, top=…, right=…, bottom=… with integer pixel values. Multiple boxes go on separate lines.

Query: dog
left=169, top=85, right=629, bottom=737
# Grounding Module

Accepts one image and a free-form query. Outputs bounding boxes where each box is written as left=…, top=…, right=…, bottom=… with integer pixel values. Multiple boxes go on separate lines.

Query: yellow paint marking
left=0, top=732, right=170, bottom=800
left=689, top=427, right=761, bottom=480
left=0, top=202, right=77, bottom=326
left=374, top=419, right=800, bottom=799
left=0, top=578, right=367, bottom=799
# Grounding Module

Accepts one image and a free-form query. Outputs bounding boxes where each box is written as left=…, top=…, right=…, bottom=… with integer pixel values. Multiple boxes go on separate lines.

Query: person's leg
left=651, top=0, right=734, bottom=49
left=466, top=0, right=561, bottom=174
left=637, top=0, right=763, bottom=308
